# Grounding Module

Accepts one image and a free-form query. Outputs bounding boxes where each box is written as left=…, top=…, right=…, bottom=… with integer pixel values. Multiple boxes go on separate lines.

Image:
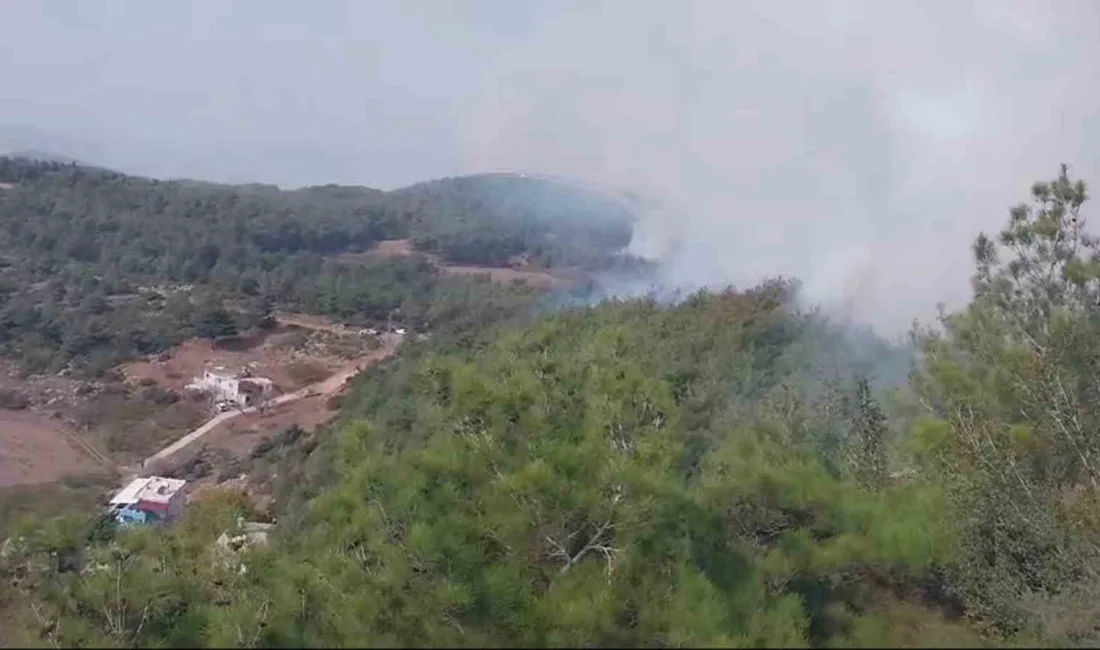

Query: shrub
left=285, top=360, right=330, bottom=386
left=0, top=388, right=30, bottom=410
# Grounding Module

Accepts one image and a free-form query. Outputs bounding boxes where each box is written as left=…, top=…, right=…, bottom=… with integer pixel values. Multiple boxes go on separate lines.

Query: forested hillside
left=0, top=157, right=632, bottom=375
left=391, top=174, right=635, bottom=267
left=3, top=165, right=1098, bottom=647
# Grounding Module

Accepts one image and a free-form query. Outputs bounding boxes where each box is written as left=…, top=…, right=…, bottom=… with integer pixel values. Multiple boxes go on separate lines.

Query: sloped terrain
left=0, top=410, right=100, bottom=487
left=4, top=165, right=1099, bottom=647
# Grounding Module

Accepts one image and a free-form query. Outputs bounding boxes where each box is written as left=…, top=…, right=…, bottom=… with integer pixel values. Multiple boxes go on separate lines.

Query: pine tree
left=850, top=374, right=888, bottom=490
left=193, top=298, right=238, bottom=340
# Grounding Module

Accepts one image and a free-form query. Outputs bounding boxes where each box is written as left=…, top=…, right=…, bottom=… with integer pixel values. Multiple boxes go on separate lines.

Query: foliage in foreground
left=910, top=166, right=1100, bottom=642
left=4, top=166, right=1100, bottom=647
left=2, top=283, right=973, bottom=647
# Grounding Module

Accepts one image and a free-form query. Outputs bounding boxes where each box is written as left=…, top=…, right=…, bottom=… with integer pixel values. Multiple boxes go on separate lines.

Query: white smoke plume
left=457, top=0, right=1100, bottom=332
left=3, top=0, right=1098, bottom=333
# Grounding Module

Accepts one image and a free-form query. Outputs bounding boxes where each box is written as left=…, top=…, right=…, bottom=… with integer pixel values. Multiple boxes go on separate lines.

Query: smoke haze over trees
left=2, top=0, right=1098, bottom=331
left=3, top=1, right=1100, bottom=646
left=4, top=165, right=1100, bottom=645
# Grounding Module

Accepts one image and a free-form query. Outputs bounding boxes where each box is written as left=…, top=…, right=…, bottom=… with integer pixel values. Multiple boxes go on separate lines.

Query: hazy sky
left=2, top=0, right=1098, bottom=331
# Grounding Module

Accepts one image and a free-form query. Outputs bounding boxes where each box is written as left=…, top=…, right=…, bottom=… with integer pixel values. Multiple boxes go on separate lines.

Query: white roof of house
left=109, top=478, right=150, bottom=505
left=109, top=476, right=186, bottom=506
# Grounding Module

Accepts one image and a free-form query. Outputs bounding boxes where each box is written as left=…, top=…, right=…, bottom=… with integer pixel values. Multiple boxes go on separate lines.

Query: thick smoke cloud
left=2, top=0, right=1098, bottom=332
left=460, top=0, right=1100, bottom=331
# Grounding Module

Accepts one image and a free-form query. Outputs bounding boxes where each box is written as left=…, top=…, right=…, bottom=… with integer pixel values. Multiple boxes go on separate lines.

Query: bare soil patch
left=0, top=318, right=383, bottom=481
left=335, top=239, right=577, bottom=290
left=122, top=337, right=292, bottom=394
left=205, top=395, right=336, bottom=459
left=180, top=335, right=400, bottom=462
left=0, top=359, right=175, bottom=467
left=285, top=359, right=331, bottom=385
left=119, top=325, right=360, bottom=395
left=334, top=239, right=421, bottom=265
left=0, top=409, right=99, bottom=488
left=439, top=264, right=572, bottom=290
left=140, top=328, right=399, bottom=474
left=55, top=323, right=372, bottom=464
left=0, top=360, right=97, bottom=416
left=273, top=312, right=357, bottom=335
left=371, top=238, right=415, bottom=258
left=0, top=182, right=15, bottom=191
left=75, top=393, right=207, bottom=463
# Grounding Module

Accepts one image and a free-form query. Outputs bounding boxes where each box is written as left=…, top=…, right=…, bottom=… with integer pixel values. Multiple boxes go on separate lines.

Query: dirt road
left=273, top=312, right=361, bottom=335
left=142, top=333, right=402, bottom=468
left=59, top=425, right=114, bottom=468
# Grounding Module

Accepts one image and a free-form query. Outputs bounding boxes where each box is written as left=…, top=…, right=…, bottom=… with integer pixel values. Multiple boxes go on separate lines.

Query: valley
left=0, top=157, right=628, bottom=532
left=0, top=155, right=1096, bottom=647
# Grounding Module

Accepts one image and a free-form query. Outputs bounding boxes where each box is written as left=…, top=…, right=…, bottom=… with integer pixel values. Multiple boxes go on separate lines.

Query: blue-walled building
left=108, top=476, right=187, bottom=526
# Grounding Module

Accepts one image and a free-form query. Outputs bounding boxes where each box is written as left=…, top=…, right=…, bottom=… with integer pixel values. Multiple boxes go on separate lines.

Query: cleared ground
left=120, top=328, right=344, bottom=394
left=0, top=410, right=100, bottom=487
left=205, top=394, right=336, bottom=458
left=333, top=238, right=418, bottom=265
left=369, top=238, right=415, bottom=258
left=336, top=239, right=577, bottom=290
left=0, top=312, right=396, bottom=496
left=437, top=264, right=572, bottom=290
left=147, top=332, right=401, bottom=469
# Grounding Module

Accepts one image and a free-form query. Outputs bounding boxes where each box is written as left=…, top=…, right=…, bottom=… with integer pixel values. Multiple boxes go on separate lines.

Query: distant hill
left=0, top=155, right=648, bottom=373
left=2, top=150, right=86, bottom=166
left=0, top=156, right=640, bottom=268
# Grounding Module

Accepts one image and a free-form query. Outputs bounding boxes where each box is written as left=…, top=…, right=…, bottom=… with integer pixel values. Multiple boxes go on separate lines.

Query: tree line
left=4, top=166, right=1098, bottom=646
left=0, top=158, right=631, bottom=376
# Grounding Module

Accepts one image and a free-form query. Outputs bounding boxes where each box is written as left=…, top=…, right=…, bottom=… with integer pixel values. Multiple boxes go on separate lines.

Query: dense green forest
left=391, top=174, right=636, bottom=267
left=0, top=157, right=634, bottom=375
left=3, top=166, right=1099, bottom=646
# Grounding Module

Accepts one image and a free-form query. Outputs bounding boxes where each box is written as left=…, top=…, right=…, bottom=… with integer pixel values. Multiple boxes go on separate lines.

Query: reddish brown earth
left=204, top=395, right=337, bottom=458
left=196, top=335, right=399, bottom=459
left=144, top=331, right=401, bottom=470
left=0, top=314, right=390, bottom=486
left=0, top=410, right=101, bottom=487
left=120, top=328, right=344, bottom=394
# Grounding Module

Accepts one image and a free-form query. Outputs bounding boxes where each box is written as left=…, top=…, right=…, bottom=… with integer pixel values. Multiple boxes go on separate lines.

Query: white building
left=185, top=367, right=274, bottom=408
left=108, top=476, right=188, bottom=524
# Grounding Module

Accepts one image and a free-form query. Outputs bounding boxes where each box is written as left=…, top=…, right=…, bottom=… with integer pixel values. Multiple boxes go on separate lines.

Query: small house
left=108, top=476, right=188, bottom=526
left=185, top=367, right=274, bottom=409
